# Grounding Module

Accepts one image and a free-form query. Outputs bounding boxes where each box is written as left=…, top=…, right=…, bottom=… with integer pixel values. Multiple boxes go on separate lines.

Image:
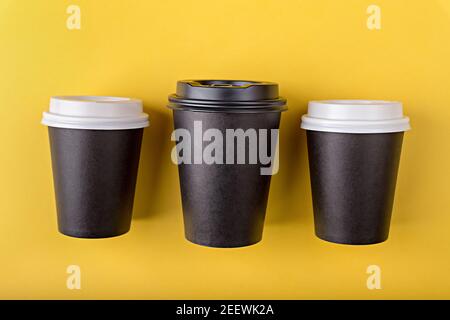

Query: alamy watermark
left=171, top=121, right=279, bottom=175
left=66, top=265, right=81, bottom=290
left=367, top=4, right=381, bottom=30
left=66, top=5, right=81, bottom=30
left=366, top=265, right=382, bottom=290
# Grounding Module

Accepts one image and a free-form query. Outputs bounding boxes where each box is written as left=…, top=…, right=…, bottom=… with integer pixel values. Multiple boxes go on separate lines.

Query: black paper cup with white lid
left=42, top=96, right=149, bottom=238
left=301, top=100, right=411, bottom=245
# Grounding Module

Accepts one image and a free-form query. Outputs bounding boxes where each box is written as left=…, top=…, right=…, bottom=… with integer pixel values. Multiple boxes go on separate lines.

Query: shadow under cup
left=42, top=96, right=149, bottom=238
left=302, top=100, right=411, bottom=245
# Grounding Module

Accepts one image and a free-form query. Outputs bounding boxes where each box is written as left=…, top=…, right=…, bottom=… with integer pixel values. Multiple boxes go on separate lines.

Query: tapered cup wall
left=48, top=127, right=143, bottom=238
left=174, top=110, right=281, bottom=248
left=306, top=131, right=404, bottom=245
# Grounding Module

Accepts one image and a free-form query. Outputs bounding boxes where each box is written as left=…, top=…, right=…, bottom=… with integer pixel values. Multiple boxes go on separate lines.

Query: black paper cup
left=42, top=96, right=149, bottom=238
left=168, top=80, right=287, bottom=248
left=301, top=100, right=411, bottom=245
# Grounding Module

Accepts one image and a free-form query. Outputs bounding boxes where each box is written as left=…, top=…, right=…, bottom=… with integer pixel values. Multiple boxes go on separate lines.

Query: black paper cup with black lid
left=168, top=80, right=287, bottom=248
left=301, top=100, right=411, bottom=245
left=42, top=96, right=149, bottom=238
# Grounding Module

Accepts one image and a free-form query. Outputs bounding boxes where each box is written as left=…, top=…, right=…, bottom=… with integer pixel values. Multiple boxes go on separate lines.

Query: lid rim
left=302, top=128, right=410, bottom=134
left=42, top=122, right=149, bottom=130
left=168, top=104, right=287, bottom=113
left=301, top=115, right=411, bottom=133
left=42, top=113, right=149, bottom=130
left=167, top=98, right=287, bottom=112
left=169, top=94, right=287, bottom=106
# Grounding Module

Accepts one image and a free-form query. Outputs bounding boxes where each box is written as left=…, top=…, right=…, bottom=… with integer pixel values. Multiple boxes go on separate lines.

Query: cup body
left=173, top=110, right=280, bottom=247
left=306, top=130, right=404, bottom=244
left=42, top=96, right=149, bottom=238
left=301, top=100, right=410, bottom=245
left=168, top=80, right=287, bottom=247
left=48, top=127, right=143, bottom=238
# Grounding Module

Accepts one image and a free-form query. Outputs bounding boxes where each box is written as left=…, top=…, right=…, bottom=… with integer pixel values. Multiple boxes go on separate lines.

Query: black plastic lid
left=168, top=80, right=287, bottom=113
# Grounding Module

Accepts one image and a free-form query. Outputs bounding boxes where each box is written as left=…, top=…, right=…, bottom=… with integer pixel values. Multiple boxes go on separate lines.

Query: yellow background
left=0, top=0, right=449, bottom=299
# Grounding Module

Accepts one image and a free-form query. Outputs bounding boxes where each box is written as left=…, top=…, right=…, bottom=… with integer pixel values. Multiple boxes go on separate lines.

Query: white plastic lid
left=301, top=100, right=411, bottom=133
left=42, top=96, right=149, bottom=130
